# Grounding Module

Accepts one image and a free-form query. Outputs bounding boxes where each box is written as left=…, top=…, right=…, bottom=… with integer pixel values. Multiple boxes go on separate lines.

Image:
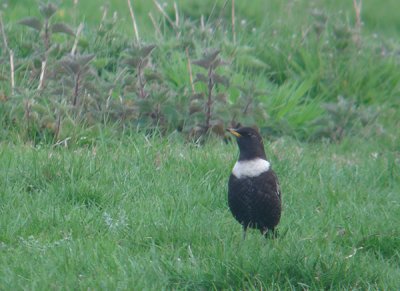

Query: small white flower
left=103, top=210, right=128, bottom=232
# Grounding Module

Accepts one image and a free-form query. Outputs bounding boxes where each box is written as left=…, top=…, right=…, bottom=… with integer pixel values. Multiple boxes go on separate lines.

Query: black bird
left=227, top=127, right=281, bottom=239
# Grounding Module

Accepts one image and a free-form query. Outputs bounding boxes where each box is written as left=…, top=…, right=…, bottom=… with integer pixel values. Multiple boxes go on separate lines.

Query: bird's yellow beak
left=227, top=128, right=242, bottom=138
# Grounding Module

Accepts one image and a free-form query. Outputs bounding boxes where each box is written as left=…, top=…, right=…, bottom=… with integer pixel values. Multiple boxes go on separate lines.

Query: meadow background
left=0, top=0, right=399, bottom=289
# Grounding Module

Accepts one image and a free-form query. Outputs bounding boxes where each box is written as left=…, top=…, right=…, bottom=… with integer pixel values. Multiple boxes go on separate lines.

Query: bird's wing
left=261, top=169, right=281, bottom=201
left=271, top=170, right=281, bottom=201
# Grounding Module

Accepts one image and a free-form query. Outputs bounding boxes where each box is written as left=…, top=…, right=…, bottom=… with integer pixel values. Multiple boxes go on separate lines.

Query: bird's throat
left=232, top=158, right=270, bottom=179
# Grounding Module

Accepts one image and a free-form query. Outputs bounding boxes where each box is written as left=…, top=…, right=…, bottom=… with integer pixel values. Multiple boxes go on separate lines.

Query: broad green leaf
left=139, top=45, right=156, bottom=58
left=60, top=58, right=80, bottom=75
left=194, top=73, right=208, bottom=84
left=212, top=73, right=229, bottom=87
left=39, top=2, right=58, bottom=19
left=192, top=50, right=220, bottom=69
left=76, top=54, right=95, bottom=67
left=51, top=23, right=75, bottom=36
left=18, top=17, right=42, bottom=32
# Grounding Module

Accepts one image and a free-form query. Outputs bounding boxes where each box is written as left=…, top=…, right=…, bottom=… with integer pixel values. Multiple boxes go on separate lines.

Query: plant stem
left=138, top=60, right=146, bottom=99
left=149, top=12, right=162, bottom=39
left=54, top=112, right=61, bottom=141
left=174, top=2, right=179, bottom=27
left=0, top=14, right=15, bottom=95
left=37, top=60, right=46, bottom=90
left=24, top=100, right=32, bottom=138
left=43, top=19, right=50, bottom=52
left=205, top=66, right=214, bottom=131
left=185, top=47, right=195, bottom=94
left=73, top=71, right=81, bottom=106
left=231, top=0, right=236, bottom=44
left=0, top=13, right=8, bottom=50
left=9, top=50, right=15, bottom=95
left=353, top=0, right=362, bottom=46
left=243, top=97, right=252, bottom=115
left=127, top=0, right=140, bottom=46
left=153, top=0, right=175, bottom=29
left=71, top=23, right=84, bottom=56
left=38, top=19, right=51, bottom=90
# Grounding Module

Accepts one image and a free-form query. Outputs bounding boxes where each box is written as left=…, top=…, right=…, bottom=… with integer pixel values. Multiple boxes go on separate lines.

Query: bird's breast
left=232, top=158, right=270, bottom=179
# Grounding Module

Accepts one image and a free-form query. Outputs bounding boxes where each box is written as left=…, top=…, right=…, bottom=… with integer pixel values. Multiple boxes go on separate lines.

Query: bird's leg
left=263, top=227, right=279, bottom=239
left=271, top=228, right=279, bottom=239
left=261, top=227, right=269, bottom=238
left=242, top=226, right=247, bottom=240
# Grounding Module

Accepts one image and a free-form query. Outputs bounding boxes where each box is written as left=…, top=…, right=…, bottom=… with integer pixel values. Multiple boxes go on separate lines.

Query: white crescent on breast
left=232, top=158, right=270, bottom=179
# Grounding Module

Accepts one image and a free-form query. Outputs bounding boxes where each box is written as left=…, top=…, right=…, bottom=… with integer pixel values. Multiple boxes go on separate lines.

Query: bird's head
left=227, top=127, right=266, bottom=160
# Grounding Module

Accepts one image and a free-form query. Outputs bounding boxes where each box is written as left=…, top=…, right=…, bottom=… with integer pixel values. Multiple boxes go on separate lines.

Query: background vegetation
left=1, top=0, right=399, bottom=143
left=0, top=0, right=399, bottom=289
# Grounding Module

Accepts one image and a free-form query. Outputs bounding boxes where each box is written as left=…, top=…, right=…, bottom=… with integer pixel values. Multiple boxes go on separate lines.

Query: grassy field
left=1, top=0, right=400, bottom=289
left=0, top=134, right=399, bottom=289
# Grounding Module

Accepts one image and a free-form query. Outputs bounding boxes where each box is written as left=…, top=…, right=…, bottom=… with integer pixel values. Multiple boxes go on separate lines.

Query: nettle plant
left=312, top=96, right=379, bottom=141
left=18, top=2, right=75, bottom=89
left=230, top=83, right=269, bottom=128
left=122, top=44, right=157, bottom=100
left=14, top=3, right=114, bottom=142
left=120, top=44, right=179, bottom=130
left=9, top=52, right=100, bottom=143
left=56, top=54, right=97, bottom=108
left=189, top=49, right=230, bottom=140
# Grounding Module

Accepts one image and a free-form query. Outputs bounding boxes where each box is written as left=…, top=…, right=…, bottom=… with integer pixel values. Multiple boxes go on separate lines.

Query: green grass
left=0, top=134, right=399, bottom=289
left=4, top=0, right=400, bottom=37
